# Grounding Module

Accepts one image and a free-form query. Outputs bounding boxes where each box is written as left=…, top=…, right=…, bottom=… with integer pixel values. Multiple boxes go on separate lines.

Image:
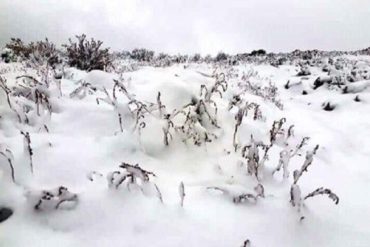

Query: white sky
left=0, top=0, right=369, bottom=54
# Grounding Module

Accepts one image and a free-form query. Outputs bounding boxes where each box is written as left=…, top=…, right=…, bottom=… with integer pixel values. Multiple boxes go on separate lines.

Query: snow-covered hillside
left=1, top=58, right=370, bottom=247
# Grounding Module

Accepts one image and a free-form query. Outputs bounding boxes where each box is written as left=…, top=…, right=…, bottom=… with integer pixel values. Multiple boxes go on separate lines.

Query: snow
left=1, top=60, right=370, bottom=247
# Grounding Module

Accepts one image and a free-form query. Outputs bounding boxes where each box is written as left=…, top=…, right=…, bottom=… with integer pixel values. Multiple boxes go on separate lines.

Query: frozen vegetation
left=0, top=37, right=370, bottom=246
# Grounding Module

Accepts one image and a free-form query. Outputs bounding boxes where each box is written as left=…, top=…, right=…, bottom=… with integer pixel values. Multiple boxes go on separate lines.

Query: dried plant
left=233, top=107, right=246, bottom=151
left=290, top=182, right=303, bottom=216
left=2, top=74, right=54, bottom=130
left=228, top=94, right=242, bottom=110
left=28, top=186, right=78, bottom=211
left=272, top=137, right=310, bottom=179
left=233, top=193, right=258, bottom=204
left=5, top=38, right=61, bottom=67
left=96, top=85, right=125, bottom=132
left=304, top=187, right=339, bottom=204
left=97, top=79, right=159, bottom=134
left=269, top=118, right=286, bottom=145
left=0, top=144, right=16, bottom=183
left=273, top=147, right=293, bottom=179
left=21, top=131, right=34, bottom=174
left=106, top=162, right=163, bottom=202
left=254, top=183, right=265, bottom=198
left=70, top=80, right=98, bottom=99
left=293, top=145, right=319, bottom=184
left=239, top=72, right=283, bottom=109
left=28, top=38, right=61, bottom=67
left=154, top=184, right=164, bottom=204
left=107, top=162, right=156, bottom=189
left=179, top=181, right=185, bottom=207
left=162, top=113, right=174, bottom=146
left=290, top=183, right=339, bottom=219
left=207, top=183, right=264, bottom=204
left=0, top=76, right=22, bottom=122
left=241, top=136, right=270, bottom=180
left=241, top=239, right=251, bottom=247
left=173, top=106, right=218, bottom=146
left=232, top=102, right=262, bottom=151
left=200, top=72, right=227, bottom=103
left=5, top=38, right=32, bottom=59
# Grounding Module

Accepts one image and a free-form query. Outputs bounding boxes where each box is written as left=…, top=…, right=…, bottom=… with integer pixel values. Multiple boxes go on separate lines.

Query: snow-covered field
left=1, top=59, right=370, bottom=247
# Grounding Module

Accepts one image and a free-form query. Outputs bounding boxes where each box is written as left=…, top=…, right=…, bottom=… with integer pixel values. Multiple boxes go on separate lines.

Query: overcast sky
left=0, top=0, right=369, bottom=54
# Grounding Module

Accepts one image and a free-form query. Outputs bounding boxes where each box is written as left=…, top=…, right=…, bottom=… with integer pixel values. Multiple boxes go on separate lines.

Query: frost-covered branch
left=304, top=187, right=339, bottom=204
left=21, top=131, right=34, bottom=174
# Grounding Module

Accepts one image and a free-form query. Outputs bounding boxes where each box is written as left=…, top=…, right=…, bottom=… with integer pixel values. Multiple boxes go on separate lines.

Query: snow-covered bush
left=4, top=38, right=61, bottom=67
left=0, top=74, right=53, bottom=129
left=190, top=53, right=201, bottom=63
left=215, top=52, right=228, bottom=62
left=5, top=38, right=32, bottom=60
left=1, top=48, right=16, bottom=63
left=63, top=34, right=112, bottom=71
left=130, top=48, right=154, bottom=62
left=27, top=38, right=61, bottom=67
left=250, top=49, right=266, bottom=56
left=238, top=70, right=283, bottom=109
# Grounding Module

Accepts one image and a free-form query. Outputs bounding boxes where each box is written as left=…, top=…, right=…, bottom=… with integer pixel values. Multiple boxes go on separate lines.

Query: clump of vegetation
left=215, top=51, right=229, bottom=62
left=250, top=49, right=266, bottom=56
left=69, top=80, right=97, bottom=99
left=28, top=38, right=61, bottom=67
left=290, top=145, right=339, bottom=220
left=0, top=35, right=346, bottom=229
left=5, top=38, right=32, bottom=60
left=4, top=38, right=61, bottom=67
left=107, top=162, right=163, bottom=203
left=63, top=34, right=112, bottom=71
left=27, top=186, right=78, bottom=211
left=0, top=74, right=53, bottom=131
left=130, top=48, right=154, bottom=62
left=207, top=183, right=265, bottom=204
left=239, top=70, right=283, bottom=109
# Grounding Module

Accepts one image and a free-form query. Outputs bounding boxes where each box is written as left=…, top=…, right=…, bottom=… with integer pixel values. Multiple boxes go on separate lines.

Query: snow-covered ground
left=1, top=60, right=370, bottom=247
